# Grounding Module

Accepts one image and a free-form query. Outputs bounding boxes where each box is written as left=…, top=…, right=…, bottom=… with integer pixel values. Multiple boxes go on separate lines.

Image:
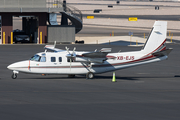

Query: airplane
left=7, top=21, right=172, bottom=79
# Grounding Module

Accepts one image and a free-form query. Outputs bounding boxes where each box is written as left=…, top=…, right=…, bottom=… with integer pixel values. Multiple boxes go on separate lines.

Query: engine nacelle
left=74, top=57, right=89, bottom=62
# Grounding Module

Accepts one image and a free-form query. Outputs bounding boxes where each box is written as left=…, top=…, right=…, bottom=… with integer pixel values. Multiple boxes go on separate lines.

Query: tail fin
left=142, top=21, right=167, bottom=54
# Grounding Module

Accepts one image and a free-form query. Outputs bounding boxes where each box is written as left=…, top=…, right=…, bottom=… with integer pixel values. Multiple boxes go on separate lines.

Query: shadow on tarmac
left=174, top=75, right=180, bottom=77
left=17, top=75, right=176, bottom=81
left=95, top=75, right=176, bottom=80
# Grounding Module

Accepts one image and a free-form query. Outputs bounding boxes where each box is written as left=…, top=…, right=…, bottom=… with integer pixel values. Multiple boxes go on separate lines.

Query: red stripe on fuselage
left=21, top=54, right=156, bottom=69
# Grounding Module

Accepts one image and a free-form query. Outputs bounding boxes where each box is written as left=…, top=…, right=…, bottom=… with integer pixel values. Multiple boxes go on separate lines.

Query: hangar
left=0, top=0, right=82, bottom=44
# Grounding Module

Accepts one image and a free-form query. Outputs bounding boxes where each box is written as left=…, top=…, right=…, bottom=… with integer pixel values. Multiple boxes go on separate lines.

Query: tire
left=86, top=72, right=94, bottom=79
left=12, top=73, right=17, bottom=79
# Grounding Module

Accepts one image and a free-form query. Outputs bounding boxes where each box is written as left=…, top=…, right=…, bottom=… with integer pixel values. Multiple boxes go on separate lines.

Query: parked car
left=13, top=29, right=30, bottom=43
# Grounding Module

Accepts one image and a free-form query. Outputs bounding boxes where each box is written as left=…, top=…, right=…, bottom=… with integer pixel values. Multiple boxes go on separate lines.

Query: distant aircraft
left=7, top=21, right=172, bottom=79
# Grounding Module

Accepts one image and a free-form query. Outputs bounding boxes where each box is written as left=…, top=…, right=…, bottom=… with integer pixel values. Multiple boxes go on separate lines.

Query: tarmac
left=0, top=43, right=180, bottom=120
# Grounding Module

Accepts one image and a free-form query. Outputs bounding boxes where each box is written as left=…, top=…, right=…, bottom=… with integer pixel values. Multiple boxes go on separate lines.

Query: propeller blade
left=73, top=47, right=76, bottom=52
left=72, top=47, right=76, bottom=57
left=65, top=47, right=76, bottom=58
left=65, top=46, right=70, bottom=54
left=54, top=41, right=56, bottom=48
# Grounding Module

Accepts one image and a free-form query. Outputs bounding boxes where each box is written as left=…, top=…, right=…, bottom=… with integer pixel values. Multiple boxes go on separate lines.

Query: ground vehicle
left=13, top=29, right=30, bottom=43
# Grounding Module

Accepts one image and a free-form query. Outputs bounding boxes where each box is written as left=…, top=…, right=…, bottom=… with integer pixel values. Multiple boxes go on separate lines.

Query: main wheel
left=12, top=73, right=17, bottom=79
left=86, top=72, right=94, bottom=79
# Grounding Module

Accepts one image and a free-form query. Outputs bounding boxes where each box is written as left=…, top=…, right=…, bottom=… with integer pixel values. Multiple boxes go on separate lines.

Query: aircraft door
left=48, top=56, right=58, bottom=74
left=57, top=56, right=64, bottom=74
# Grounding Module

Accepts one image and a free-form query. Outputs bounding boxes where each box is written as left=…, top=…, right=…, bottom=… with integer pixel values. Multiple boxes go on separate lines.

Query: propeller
left=65, top=47, right=76, bottom=71
left=65, top=47, right=76, bottom=57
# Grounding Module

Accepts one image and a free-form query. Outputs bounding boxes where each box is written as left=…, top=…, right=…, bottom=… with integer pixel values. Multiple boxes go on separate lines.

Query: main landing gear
left=12, top=71, right=19, bottom=79
left=86, top=72, right=94, bottom=79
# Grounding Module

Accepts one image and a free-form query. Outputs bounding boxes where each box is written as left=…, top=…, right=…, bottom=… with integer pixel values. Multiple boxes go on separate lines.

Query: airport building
left=0, top=0, right=82, bottom=44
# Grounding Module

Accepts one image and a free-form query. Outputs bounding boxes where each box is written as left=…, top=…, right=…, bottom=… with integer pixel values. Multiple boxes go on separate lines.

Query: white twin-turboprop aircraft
left=7, top=21, right=172, bottom=79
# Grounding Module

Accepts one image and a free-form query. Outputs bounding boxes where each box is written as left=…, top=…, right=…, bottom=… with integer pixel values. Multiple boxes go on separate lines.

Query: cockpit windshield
left=30, top=54, right=46, bottom=62
left=30, top=55, right=41, bottom=61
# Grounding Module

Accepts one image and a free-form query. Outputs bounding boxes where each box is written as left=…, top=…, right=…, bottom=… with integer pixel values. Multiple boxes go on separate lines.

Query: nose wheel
left=12, top=71, right=19, bottom=79
left=12, top=73, right=17, bottom=79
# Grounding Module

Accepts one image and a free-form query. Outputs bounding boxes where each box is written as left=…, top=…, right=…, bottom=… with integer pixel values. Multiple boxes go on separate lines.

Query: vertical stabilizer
left=142, top=21, right=167, bottom=54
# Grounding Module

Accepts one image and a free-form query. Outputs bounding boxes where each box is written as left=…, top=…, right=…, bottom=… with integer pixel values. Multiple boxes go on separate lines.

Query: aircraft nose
left=7, top=60, right=29, bottom=71
left=7, top=62, right=21, bottom=70
left=7, top=65, right=10, bottom=69
left=7, top=64, right=15, bottom=70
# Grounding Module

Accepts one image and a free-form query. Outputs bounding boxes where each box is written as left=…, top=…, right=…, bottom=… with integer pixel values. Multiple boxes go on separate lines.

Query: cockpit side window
left=51, top=57, right=56, bottom=62
left=40, top=57, right=46, bottom=62
left=30, top=55, right=41, bottom=62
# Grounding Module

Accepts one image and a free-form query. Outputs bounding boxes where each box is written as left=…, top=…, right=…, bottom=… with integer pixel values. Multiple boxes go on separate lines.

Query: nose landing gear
left=12, top=73, right=17, bottom=79
left=12, top=71, right=19, bottom=79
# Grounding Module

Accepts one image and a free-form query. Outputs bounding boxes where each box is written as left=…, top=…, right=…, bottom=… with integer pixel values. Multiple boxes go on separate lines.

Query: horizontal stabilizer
left=152, top=48, right=173, bottom=57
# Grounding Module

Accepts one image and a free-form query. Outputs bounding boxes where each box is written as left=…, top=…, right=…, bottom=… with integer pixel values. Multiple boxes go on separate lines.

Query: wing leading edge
left=82, top=48, right=111, bottom=58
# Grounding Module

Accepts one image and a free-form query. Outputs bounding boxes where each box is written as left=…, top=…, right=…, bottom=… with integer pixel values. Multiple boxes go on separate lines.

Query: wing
left=82, top=48, right=111, bottom=58
left=82, top=52, right=107, bottom=58
left=75, top=48, right=113, bottom=63
left=44, top=45, right=66, bottom=52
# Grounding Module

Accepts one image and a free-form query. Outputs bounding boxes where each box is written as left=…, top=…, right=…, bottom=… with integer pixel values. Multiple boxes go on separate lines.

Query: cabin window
left=59, top=57, right=62, bottom=62
left=51, top=57, right=56, bottom=62
left=30, top=55, right=41, bottom=62
left=40, top=57, right=46, bottom=62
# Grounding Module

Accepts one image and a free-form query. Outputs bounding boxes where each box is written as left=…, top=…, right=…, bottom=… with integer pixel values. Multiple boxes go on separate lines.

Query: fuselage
left=7, top=50, right=168, bottom=75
